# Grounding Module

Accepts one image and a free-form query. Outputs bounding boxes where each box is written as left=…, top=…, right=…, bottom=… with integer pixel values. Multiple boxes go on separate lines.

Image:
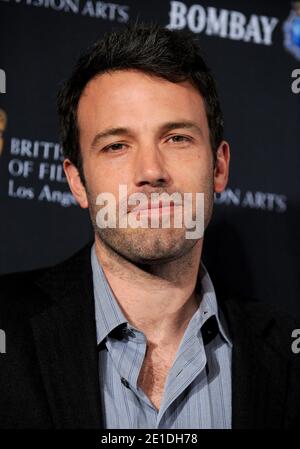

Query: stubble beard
left=86, top=183, right=214, bottom=266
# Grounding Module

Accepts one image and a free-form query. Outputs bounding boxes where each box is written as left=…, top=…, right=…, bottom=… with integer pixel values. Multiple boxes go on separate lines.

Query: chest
left=137, top=346, right=177, bottom=410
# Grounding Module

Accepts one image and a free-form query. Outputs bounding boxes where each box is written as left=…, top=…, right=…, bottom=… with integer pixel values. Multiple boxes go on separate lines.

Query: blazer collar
left=216, top=284, right=287, bottom=429
left=30, top=241, right=103, bottom=428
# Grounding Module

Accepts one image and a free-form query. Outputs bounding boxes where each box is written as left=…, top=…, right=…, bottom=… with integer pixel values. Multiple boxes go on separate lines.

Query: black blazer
left=0, top=241, right=299, bottom=429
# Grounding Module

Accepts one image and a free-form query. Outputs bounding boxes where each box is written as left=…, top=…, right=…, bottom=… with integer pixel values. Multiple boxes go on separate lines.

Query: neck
left=94, top=235, right=203, bottom=346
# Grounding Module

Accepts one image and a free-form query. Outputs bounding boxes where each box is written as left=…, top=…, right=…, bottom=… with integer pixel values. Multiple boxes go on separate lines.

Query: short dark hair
left=57, top=22, right=224, bottom=183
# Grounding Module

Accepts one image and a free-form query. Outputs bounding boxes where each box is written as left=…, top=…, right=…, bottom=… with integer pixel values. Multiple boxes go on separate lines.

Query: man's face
left=67, top=69, right=229, bottom=264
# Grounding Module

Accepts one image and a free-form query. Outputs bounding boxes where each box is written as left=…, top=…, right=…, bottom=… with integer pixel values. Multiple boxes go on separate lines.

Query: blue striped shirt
left=91, top=244, right=232, bottom=429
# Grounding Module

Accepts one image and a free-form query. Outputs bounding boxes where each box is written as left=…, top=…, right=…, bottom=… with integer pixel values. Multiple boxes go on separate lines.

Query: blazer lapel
left=219, top=292, right=287, bottom=429
left=30, top=242, right=102, bottom=428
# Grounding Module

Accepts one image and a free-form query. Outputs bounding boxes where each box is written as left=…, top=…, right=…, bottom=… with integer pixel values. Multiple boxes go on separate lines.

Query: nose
left=133, top=143, right=172, bottom=188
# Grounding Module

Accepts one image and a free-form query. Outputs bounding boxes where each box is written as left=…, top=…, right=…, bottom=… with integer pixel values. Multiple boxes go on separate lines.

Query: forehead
left=77, top=69, right=207, bottom=132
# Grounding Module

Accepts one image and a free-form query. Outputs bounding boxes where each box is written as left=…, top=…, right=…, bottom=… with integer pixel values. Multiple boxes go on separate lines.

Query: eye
left=167, top=135, right=191, bottom=144
left=102, top=143, right=126, bottom=153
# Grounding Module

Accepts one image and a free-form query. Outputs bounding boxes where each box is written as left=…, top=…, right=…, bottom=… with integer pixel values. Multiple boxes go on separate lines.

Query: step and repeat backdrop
left=0, top=1, right=299, bottom=317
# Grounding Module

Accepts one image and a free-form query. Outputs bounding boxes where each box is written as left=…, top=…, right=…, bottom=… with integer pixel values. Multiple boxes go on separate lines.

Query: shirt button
left=121, top=377, right=130, bottom=388
left=128, top=328, right=136, bottom=337
left=122, top=327, right=136, bottom=338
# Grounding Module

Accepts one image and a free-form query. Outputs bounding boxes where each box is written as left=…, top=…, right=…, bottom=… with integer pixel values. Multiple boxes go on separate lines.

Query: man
left=0, top=23, right=299, bottom=429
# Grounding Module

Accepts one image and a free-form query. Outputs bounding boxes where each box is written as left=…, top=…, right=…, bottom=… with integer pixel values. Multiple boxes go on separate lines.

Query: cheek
left=176, top=159, right=213, bottom=193
left=84, top=159, right=130, bottom=197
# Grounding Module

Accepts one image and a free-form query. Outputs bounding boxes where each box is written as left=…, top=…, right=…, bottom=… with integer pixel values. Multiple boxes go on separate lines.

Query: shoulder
left=221, top=292, right=300, bottom=359
left=0, top=241, right=94, bottom=320
left=228, top=293, right=298, bottom=327
left=0, top=267, right=50, bottom=317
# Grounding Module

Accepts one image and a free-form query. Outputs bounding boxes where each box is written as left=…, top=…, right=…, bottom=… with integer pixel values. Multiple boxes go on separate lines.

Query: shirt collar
left=91, top=244, right=127, bottom=346
left=91, top=243, right=231, bottom=348
left=195, top=261, right=232, bottom=346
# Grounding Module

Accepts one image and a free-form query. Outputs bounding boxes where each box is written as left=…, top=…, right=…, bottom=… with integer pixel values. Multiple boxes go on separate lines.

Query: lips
left=130, top=200, right=178, bottom=214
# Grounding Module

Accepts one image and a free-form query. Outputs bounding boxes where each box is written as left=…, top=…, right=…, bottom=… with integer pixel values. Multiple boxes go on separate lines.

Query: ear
left=213, top=141, right=230, bottom=193
left=63, top=159, right=88, bottom=209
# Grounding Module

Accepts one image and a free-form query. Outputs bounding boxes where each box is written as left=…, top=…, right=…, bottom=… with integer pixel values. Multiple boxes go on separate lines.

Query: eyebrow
left=90, top=121, right=203, bottom=150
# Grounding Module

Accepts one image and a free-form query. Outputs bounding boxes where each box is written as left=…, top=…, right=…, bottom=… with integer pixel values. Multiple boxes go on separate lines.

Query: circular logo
left=283, top=2, right=300, bottom=61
